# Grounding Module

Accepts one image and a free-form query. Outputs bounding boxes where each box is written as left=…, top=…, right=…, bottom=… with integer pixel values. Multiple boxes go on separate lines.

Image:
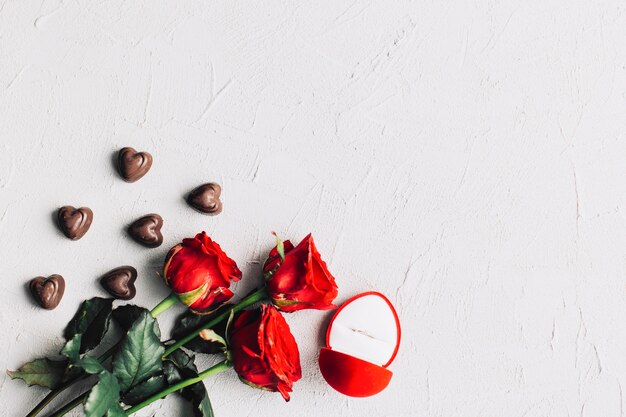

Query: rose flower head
left=263, top=233, right=338, bottom=312
left=230, top=305, right=302, bottom=401
left=163, top=232, right=241, bottom=312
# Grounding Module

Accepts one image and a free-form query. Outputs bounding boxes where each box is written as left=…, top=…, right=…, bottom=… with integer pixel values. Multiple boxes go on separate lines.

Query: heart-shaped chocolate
left=187, top=183, right=222, bottom=215
left=30, top=275, right=65, bottom=310
left=128, top=214, right=163, bottom=248
left=118, top=147, right=153, bottom=182
left=57, top=206, right=93, bottom=240
left=101, top=266, right=137, bottom=300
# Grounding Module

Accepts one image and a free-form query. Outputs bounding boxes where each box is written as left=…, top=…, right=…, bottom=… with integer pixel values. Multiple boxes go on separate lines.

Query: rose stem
left=24, top=377, right=78, bottom=417
left=46, top=391, right=89, bottom=417
left=42, top=288, right=267, bottom=417
left=162, top=287, right=267, bottom=357
left=124, top=360, right=231, bottom=416
left=149, top=292, right=179, bottom=317
left=24, top=293, right=178, bottom=417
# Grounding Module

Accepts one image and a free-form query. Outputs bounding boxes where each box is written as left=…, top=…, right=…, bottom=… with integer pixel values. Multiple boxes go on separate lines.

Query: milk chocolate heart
left=128, top=214, right=163, bottom=248
left=187, top=183, right=222, bottom=215
left=101, top=266, right=137, bottom=300
left=30, top=275, right=65, bottom=310
left=57, top=206, right=93, bottom=240
left=118, top=147, right=153, bottom=182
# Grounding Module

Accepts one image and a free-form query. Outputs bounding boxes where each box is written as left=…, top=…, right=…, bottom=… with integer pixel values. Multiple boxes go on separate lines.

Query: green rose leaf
left=182, top=382, right=215, bottom=417
left=64, top=297, right=114, bottom=354
left=6, top=357, right=68, bottom=389
left=198, top=329, right=227, bottom=350
left=112, top=309, right=164, bottom=391
left=163, top=350, right=214, bottom=417
left=84, top=370, right=120, bottom=417
left=112, top=304, right=145, bottom=332
left=61, top=334, right=82, bottom=362
left=162, top=362, right=183, bottom=385
left=106, top=403, right=126, bottom=417
left=122, top=375, right=167, bottom=406
left=163, top=349, right=197, bottom=383
left=74, top=356, right=104, bottom=375
left=171, top=306, right=231, bottom=354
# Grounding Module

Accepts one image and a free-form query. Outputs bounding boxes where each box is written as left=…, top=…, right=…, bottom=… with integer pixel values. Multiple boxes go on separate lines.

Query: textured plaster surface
left=1, top=1, right=626, bottom=416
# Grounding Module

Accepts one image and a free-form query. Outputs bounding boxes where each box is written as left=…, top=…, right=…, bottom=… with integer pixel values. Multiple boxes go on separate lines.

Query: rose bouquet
left=9, top=232, right=338, bottom=417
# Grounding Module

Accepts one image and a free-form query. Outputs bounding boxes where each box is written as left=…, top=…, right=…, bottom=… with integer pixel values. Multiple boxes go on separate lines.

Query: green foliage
left=171, top=306, right=231, bottom=354
left=64, top=297, right=114, bottom=354
left=163, top=350, right=214, bottom=417
left=198, top=329, right=227, bottom=351
left=112, top=309, right=164, bottom=391
left=84, top=370, right=120, bottom=417
left=105, top=403, right=127, bottom=417
left=182, top=382, right=215, bottom=417
left=6, top=358, right=68, bottom=389
left=11, top=296, right=223, bottom=417
left=122, top=375, right=167, bottom=406
left=112, top=304, right=145, bottom=332
left=74, top=356, right=105, bottom=375
left=61, top=334, right=82, bottom=362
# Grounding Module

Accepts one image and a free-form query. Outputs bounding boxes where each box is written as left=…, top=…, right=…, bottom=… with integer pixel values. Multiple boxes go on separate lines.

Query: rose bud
left=263, top=233, right=339, bottom=312
left=230, top=305, right=302, bottom=401
left=163, top=232, right=242, bottom=312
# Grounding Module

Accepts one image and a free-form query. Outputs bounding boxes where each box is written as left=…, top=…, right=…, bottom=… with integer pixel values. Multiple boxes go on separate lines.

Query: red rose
left=230, top=305, right=302, bottom=401
left=163, top=232, right=241, bottom=312
left=263, top=234, right=338, bottom=312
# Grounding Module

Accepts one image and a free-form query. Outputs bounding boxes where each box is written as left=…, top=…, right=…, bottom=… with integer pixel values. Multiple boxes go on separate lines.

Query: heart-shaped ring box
left=319, top=291, right=401, bottom=397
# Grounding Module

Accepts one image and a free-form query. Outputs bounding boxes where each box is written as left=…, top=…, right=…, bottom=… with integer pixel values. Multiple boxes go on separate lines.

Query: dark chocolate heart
left=100, top=266, right=137, bottom=300
left=128, top=214, right=163, bottom=248
left=57, top=206, right=93, bottom=240
left=30, top=275, right=65, bottom=310
left=187, top=183, right=222, bottom=215
left=118, top=147, right=153, bottom=182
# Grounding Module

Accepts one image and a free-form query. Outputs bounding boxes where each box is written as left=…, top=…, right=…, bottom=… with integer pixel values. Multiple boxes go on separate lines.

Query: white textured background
left=1, top=1, right=626, bottom=416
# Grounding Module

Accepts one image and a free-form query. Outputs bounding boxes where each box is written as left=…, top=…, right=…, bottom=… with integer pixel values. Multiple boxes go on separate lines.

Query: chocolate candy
left=118, top=147, right=153, bottom=182
left=128, top=214, right=163, bottom=248
left=100, top=266, right=137, bottom=300
left=57, top=206, right=93, bottom=240
left=187, top=183, right=222, bottom=215
left=30, top=275, right=65, bottom=310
